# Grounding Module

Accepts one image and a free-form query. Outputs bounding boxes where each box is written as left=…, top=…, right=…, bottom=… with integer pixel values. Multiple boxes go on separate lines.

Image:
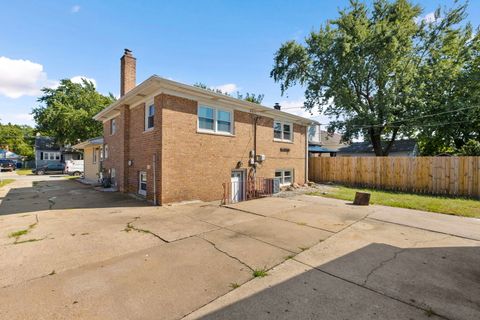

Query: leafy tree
left=458, top=139, right=480, bottom=156
left=237, top=93, right=264, bottom=104
left=271, top=0, right=473, bottom=156
left=32, top=79, right=115, bottom=145
left=0, top=123, right=35, bottom=159
left=193, top=82, right=264, bottom=104
left=416, top=22, right=480, bottom=155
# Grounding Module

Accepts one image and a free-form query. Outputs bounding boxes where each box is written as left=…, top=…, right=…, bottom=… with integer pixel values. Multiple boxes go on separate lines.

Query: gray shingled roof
left=338, top=139, right=417, bottom=154
left=34, top=137, right=60, bottom=151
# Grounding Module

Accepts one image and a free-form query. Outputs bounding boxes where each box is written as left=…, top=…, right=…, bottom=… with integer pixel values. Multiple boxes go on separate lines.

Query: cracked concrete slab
left=225, top=197, right=310, bottom=216
left=183, top=259, right=440, bottom=320
left=199, top=229, right=292, bottom=270
left=0, top=208, right=163, bottom=288
left=271, top=203, right=367, bottom=232
left=130, top=213, right=219, bottom=242
left=184, top=205, right=259, bottom=228
left=228, top=216, right=333, bottom=253
left=295, top=218, right=480, bottom=320
left=2, top=176, right=479, bottom=320
left=0, top=237, right=252, bottom=320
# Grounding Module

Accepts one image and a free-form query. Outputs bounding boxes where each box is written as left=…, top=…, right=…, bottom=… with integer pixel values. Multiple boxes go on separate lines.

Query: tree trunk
left=369, top=129, right=383, bottom=156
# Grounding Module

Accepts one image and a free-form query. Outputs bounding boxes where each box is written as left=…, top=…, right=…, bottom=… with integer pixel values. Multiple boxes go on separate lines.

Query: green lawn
left=15, top=168, right=34, bottom=175
left=0, top=179, right=15, bottom=188
left=308, top=186, right=480, bottom=218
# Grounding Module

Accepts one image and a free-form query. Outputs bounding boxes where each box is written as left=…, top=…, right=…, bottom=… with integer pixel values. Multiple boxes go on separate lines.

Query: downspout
left=305, top=125, right=308, bottom=183
left=153, top=153, right=157, bottom=205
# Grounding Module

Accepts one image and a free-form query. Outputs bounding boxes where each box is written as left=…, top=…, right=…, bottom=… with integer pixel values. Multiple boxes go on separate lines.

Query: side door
left=230, top=170, right=244, bottom=203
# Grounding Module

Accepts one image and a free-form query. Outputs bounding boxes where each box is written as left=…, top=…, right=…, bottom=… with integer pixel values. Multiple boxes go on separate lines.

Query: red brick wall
left=159, top=94, right=306, bottom=204
left=103, top=93, right=307, bottom=204
left=123, top=97, right=162, bottom=202
left=102, top=105, right=129, bottom=192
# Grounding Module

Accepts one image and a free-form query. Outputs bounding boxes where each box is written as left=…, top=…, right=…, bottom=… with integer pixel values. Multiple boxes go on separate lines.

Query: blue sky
left=0, top=0, right=478, bottom=128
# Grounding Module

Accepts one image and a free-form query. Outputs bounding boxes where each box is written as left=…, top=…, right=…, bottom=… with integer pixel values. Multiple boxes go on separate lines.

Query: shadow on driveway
left=192, top=243, right=480, bottom=320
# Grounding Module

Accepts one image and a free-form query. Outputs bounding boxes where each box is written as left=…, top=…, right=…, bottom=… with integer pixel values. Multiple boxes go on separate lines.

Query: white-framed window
left=198, top=105, right=233, bottom=134
left=275, top=169, right=293, bottom=186
left=273, top=121, right=293, bottom=142
left=42, top=152, right=60, bottom=161
left=139, top=171, right=147, bottom=196
left=110, top=118, right=116, bottom=135
left=93, top=148, right=97, bottom=164
left=145, top=103, right=155, bottom=130
left=104, top=144, right=109, bottom=159
left=100, top=147, right=104, bottom=160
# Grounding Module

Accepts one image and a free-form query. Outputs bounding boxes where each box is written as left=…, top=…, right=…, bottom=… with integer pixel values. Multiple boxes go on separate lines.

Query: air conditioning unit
left=256, top=154, right=266, bottom=162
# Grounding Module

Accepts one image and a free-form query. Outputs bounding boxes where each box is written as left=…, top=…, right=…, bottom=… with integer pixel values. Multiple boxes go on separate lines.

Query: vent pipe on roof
left=274, top=103, right=281, bottom=110
left=120, top=49, right=136, bottom=97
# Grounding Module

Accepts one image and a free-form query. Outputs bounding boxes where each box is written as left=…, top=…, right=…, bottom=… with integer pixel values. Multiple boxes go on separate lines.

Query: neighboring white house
left=308, top=125, right=348, bottom=157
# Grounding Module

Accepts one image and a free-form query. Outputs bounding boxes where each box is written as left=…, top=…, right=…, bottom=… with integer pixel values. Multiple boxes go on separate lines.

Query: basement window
left=198, top=105, right=233, bottom=135
left=273, top=121, right=293, bottom=142
left=275, top=169, right=293, bottom=186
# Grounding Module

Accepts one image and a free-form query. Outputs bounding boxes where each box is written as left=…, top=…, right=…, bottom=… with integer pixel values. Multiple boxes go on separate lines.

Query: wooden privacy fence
left=309, top=157, right=480, bottom=198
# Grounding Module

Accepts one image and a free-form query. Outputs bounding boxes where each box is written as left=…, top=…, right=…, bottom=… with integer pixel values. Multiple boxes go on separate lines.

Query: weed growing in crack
left=230, top=283, right=240, bottom=289
left=8, top=229, right=28, bottom=238
left=253, top=268, right=268, bottom=278
left=285, top=255, right=295, bottom=260
left=14, top=237, right=46, bottom=245
left=424, top=307, right=435, bottom=317
left=8, top=219, right=39, bottom=244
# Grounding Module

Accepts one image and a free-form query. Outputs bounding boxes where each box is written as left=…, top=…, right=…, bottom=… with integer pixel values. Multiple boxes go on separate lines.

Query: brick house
left=94, top=50, right=316, bottom=205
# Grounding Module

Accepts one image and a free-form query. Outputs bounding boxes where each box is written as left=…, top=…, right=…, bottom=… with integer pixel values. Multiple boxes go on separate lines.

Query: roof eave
left=93, top=75, right=317, bottom=126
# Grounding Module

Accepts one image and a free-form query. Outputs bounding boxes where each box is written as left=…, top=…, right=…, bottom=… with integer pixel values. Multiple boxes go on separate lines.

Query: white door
left=231, top=170, right=244, bottom=203
left=139, top=171, right=147, bottom=196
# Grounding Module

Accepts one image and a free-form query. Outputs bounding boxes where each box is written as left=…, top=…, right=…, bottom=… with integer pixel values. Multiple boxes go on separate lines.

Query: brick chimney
left=120, top=49, right=136, bottom=96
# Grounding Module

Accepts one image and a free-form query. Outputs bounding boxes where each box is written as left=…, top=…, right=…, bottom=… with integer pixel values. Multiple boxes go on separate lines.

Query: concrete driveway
left=0, top=174, right=479, bottom=320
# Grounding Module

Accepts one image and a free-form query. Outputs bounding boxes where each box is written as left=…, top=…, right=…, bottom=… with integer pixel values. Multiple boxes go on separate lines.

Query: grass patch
left=63, top=175, right=80, bottom=180
left=308, top=186, right=480, bottom=218
left=15, top=169, right=33, bottom=176
left=252, top=268, right=268, bottom=278
left=7, top=218, right=39, bottom=243
left=0, top=179, right=15, bottom=188
left=8, top=229, right=28, bottom=238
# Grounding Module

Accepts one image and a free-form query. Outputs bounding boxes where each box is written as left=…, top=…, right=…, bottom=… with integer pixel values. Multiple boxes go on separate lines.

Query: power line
left=282, top=104, right=480, bottom=128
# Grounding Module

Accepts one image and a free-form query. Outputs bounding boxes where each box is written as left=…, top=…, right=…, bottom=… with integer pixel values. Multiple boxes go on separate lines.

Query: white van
left=64, top=160, right=84, bottom=176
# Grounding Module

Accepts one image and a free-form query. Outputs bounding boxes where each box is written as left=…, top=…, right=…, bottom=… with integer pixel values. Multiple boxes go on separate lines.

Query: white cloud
left=71, top=76, right=96, bottom=87
left=0, top=56, right=56, bottom=98
left=214, top=83, right=239, bottom=94
left=71, top=5, right=81, bottom=13
left=416, top=11, right=438, bottom=24
left=0, top=112, right=34, bottom=125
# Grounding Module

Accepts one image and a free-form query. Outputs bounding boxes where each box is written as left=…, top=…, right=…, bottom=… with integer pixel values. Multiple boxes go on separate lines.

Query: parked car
left=34, top=163, right=65, bottom=175
left=0, top=159, right=16, bottom=172
left=64, top=160, right=84, bottom=176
